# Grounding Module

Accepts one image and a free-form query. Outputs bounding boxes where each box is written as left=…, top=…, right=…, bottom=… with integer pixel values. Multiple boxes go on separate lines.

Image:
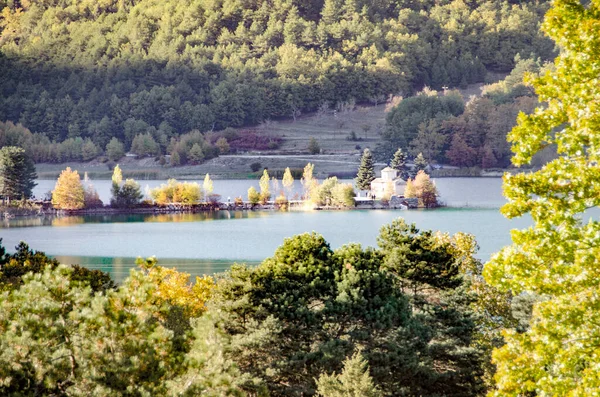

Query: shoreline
left=2, top=198, right=422, bottom=219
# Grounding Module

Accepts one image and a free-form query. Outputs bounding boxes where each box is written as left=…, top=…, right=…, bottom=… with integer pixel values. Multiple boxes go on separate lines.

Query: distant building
left=370, top=167, right=406, bottom=199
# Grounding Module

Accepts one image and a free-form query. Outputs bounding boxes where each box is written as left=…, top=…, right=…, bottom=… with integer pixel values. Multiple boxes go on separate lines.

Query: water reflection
left=52, top=216, right=85, bottom=227
left=0, top=210, right=272, bottom=229
left=52, top=255, right=260, bottom=284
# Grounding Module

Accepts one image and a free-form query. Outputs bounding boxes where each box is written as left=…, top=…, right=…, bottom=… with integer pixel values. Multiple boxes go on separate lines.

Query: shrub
left=228, top=130, right=282, bottom=151
left=250, top=162, right=262, bottom=172
left=275, top=194, right=288, bottom=210
left=151, top=179, right=202, bottom=205
left=308, top=137, right=320, bottom=155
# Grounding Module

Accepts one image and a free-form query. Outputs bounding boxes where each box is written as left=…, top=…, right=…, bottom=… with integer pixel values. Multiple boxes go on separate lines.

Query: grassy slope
left=36, top=81, right=496, bottom=180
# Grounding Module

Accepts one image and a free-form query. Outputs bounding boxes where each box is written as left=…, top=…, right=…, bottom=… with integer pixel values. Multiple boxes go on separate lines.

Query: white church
left=370, top=167, right=406, bottom=199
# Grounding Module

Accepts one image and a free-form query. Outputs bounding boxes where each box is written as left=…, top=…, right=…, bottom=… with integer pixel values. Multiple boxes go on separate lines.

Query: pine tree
left=356, top=148, right=375, bottom=191
left=413, top=152, right=428, bottom=176
left=51, top=167, right=84, bottom=210
left=0, top=146, right=37, bottom=202
left=390, top=148, right=408, bottom=179
left=390, top=148, right=406, bottom=170
left=316, top=351, right=382, bottom=397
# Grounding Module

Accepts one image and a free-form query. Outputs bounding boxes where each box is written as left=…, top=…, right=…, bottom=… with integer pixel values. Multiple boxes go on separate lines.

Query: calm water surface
left=5, top=178, right=520, bottom=281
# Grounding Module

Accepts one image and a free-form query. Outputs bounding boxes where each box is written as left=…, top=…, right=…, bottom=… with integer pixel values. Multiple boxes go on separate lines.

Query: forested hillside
left=0, top=0, right=552, bottom=162
left=380, top=56, right=543, bottom=168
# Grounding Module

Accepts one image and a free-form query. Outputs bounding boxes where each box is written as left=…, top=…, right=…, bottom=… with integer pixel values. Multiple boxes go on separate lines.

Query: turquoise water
left=4, top=178, right=522, bottom=282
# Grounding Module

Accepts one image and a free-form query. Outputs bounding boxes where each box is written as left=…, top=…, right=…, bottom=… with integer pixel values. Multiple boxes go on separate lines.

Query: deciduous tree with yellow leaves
left=484, top=1, right=600, bottom=394
left=51, top=167, right=84, bottom=210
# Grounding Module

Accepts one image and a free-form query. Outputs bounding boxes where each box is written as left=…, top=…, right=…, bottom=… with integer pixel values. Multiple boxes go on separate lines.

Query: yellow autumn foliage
left=137, top=257, right=214, bottom=318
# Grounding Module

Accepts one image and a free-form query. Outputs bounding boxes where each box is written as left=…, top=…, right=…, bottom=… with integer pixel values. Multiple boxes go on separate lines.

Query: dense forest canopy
left=0, top=0, right=553, bottom=160
left=379, top=56, right=543, bottom=168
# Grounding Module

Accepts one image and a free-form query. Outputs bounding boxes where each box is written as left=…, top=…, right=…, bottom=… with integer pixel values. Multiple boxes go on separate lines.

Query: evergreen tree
left=112, top=179, right=143, bottom=208
left=390, top=148, right=406, bottom=171
left=412, top=152, right=428, bottom=176
left=356, top=148, right=375, bottom=191
left=390, top=148, right=408, bottom=179
left=0, top=146, right=37, bottom=201
left=316, top=351, right=382, bottom=397
left=110, top=165, right=142, bottom=208
left=105, top=137, right=125, bottom=162
left=51, top=167, right=84, bottom=210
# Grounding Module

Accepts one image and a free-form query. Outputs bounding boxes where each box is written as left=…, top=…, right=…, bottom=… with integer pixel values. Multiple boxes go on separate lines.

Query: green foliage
left=131, top=133, right=160, bottom=157
left=0, top=266, right=180, bottom=395
left=316, top=351, right=382, bottom=397
left=212, top=226, right=486, bottom=396
left=0, top=240, right=114, bottom=292
left=0, top=214, right=498, bottom=396
left=308, top=137, right=321, bottom=154
left=390, top=148, right=406, bottom=171
left=0, top=251, right=250, bottom=396
left=151, top=179, right=202, bottom=205
left=384, top=91, right=464, bottom=150
left=378, top=218, right=460, bottom=292
left=110, top=165, right=142, bottom=208
left=313, top=177, right=355, bottom=207
left=483, top=2, right=600, bottom=395
left=443, top=93, right=538, bottom=168
left=356, top=148, right=375, bottom=191
left=170, top=131, right=219, bottom=166
left=111, top=165, right=143, bottom=208
left=250, top=162, right=262, bottom=172
left=0, top=146, right=36, bottom=200
left=330, top=183, right=355, bottom=207
left=0, top=0, right=553, bottom=150
left=112, top=179, right=143, bottom=208
left=412, top=152, right=428, bottom=176
left=105, top=137, right=125, bottom=162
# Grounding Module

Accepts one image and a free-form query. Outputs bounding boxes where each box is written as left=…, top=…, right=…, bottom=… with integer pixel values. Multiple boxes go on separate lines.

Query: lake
left=3, top=178, right=523, bottom=282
